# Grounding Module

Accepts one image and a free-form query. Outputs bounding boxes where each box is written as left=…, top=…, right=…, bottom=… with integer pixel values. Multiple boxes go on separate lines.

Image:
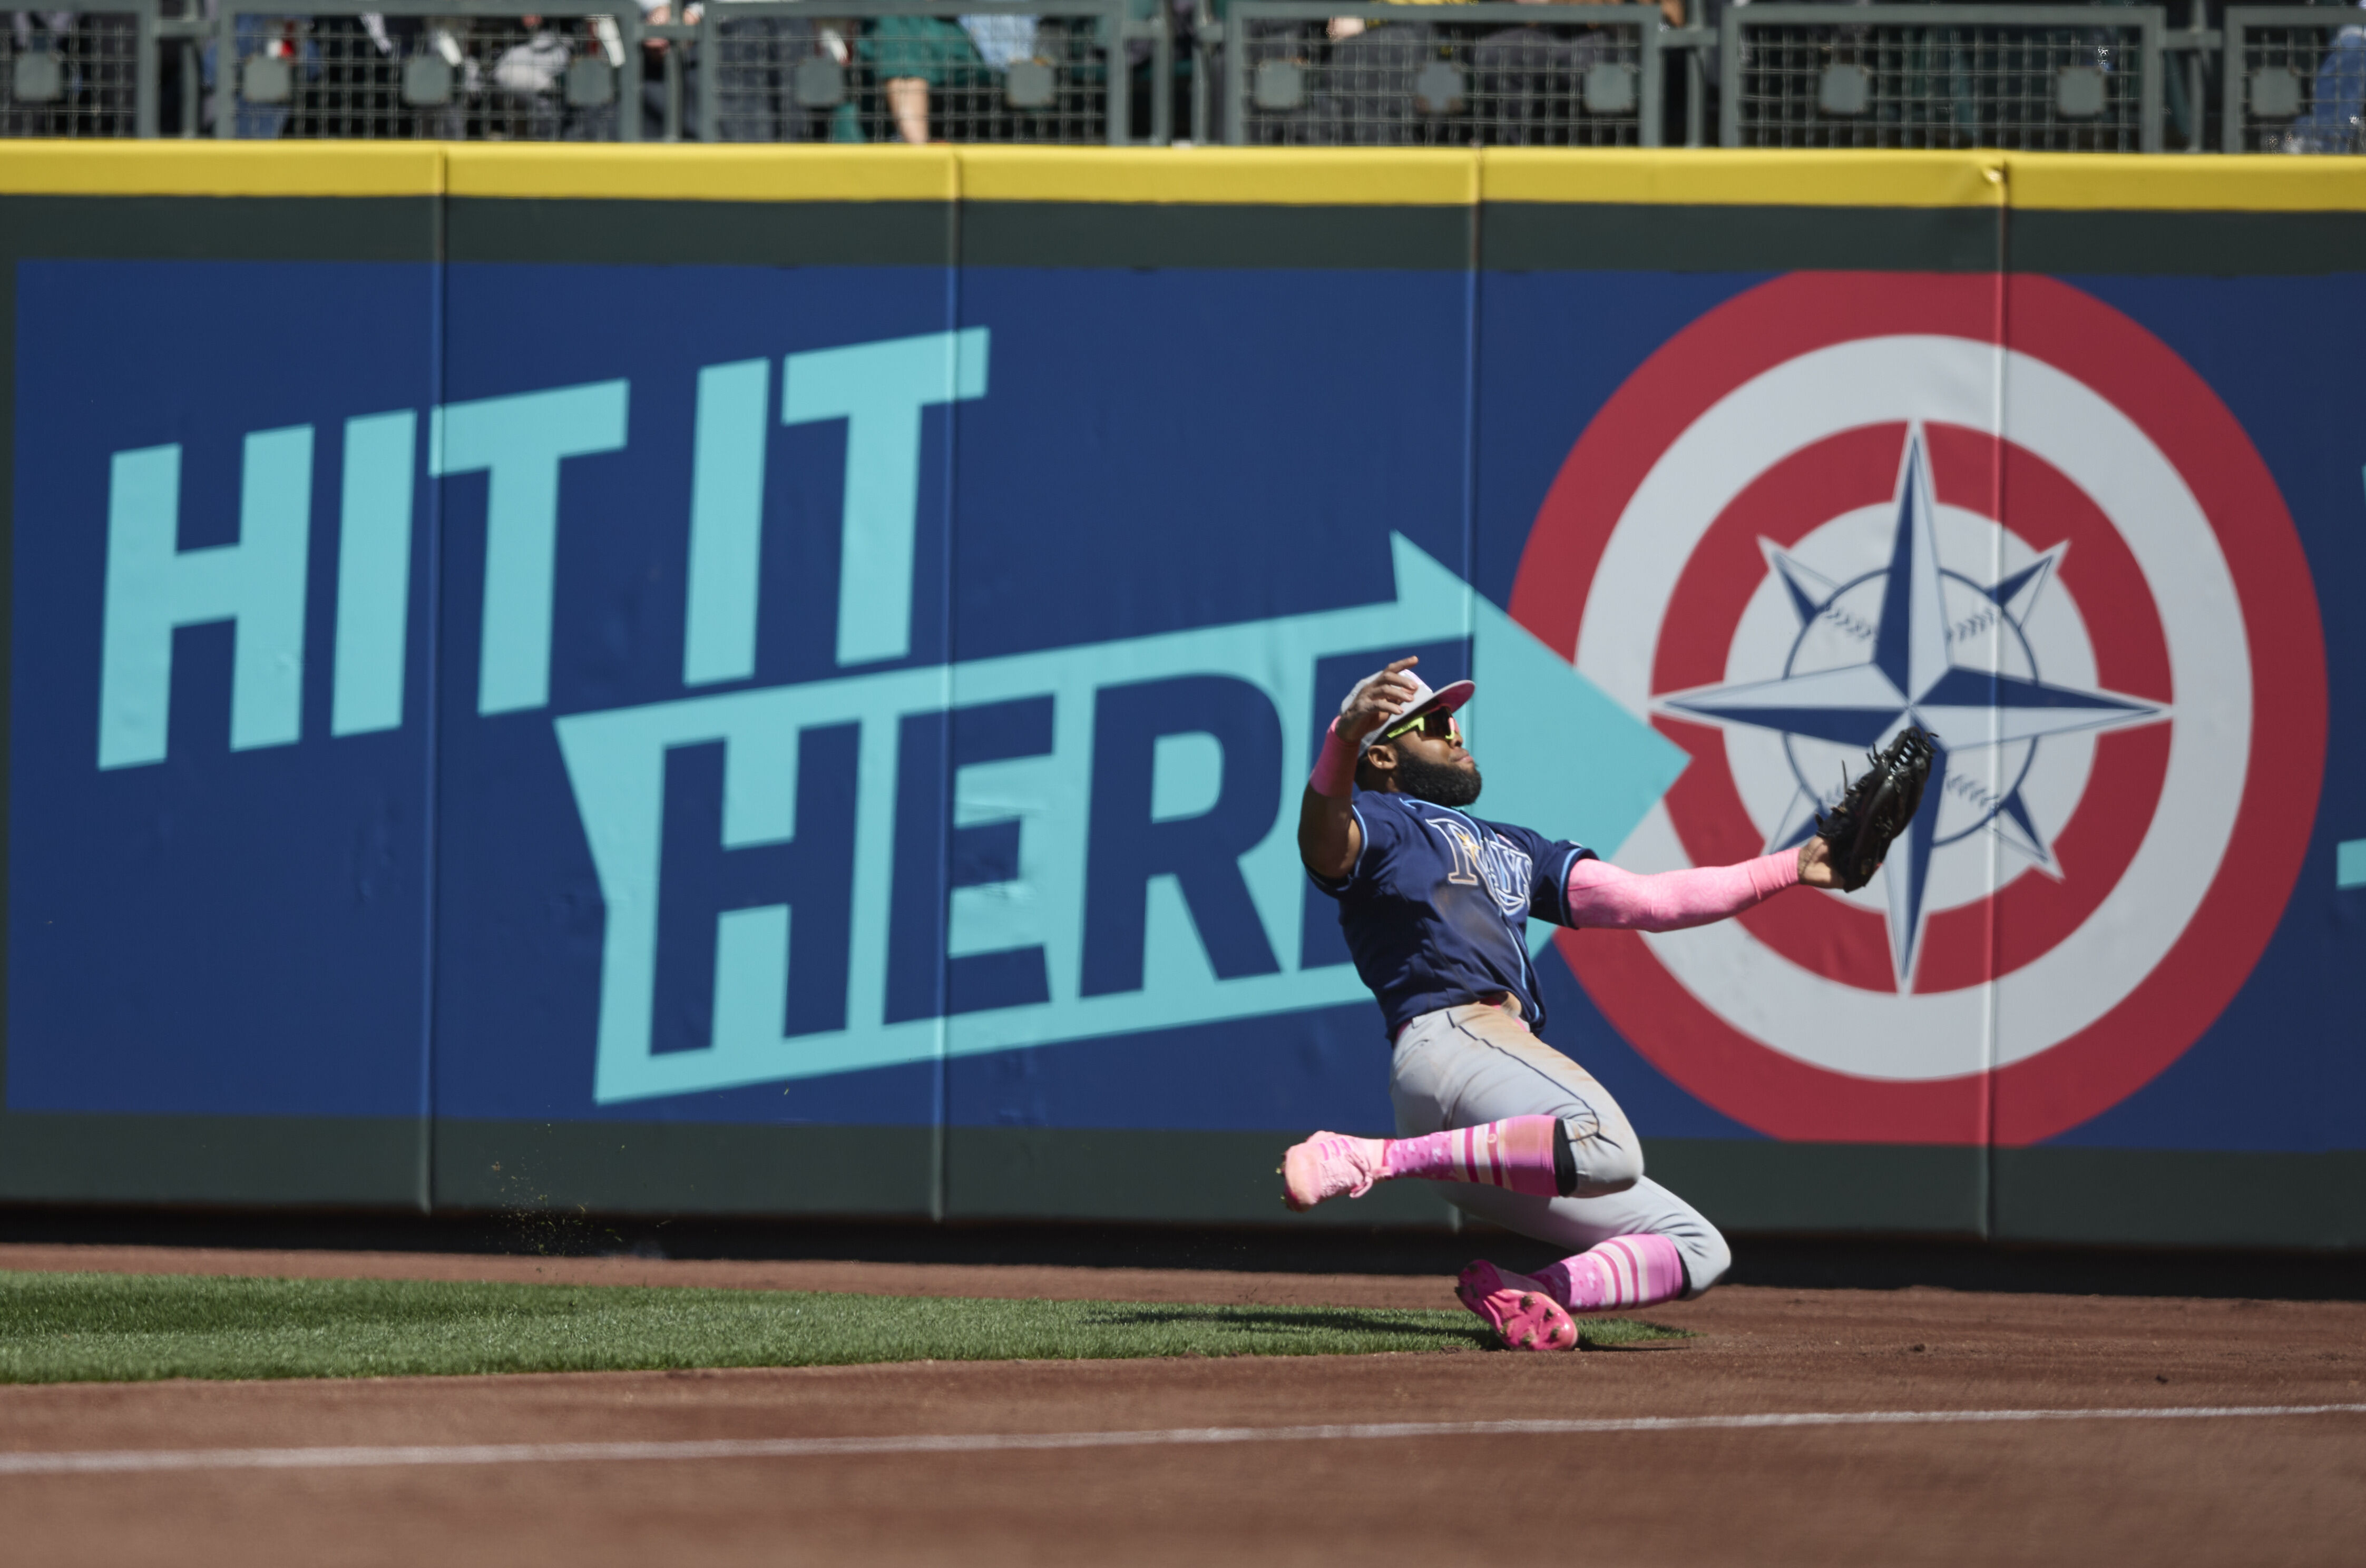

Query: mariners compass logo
left=1655, top=424, right=2164, bottom=992
left=1507, top=274, right=2324, bottom=1145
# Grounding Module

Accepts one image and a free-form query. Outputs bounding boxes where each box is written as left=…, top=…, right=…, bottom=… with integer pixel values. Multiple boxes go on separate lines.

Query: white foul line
left=2, top=1403, right=2361, bottom=1478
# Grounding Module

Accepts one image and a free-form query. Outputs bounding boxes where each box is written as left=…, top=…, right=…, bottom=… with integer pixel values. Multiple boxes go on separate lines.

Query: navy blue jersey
left=1307, top=790, right=1594, bottom=1037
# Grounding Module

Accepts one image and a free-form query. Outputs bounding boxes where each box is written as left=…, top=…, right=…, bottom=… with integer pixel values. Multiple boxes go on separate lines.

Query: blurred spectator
left=2284, top=2, right=2365, bottom=153
left=861, top=13, right=988, bottom=142
left=960, top=12, right=1041, bottom=70
left=641, top=0, right=684, bottom=45
left=484, top=15, right=624, bottom=138
left=205, top=13, right=305, bottom=138
left=493, top=21, right=571, bottom=95
left=1314, top=11, right=1435, bottom=142
left=291, top=12, right=416, bottom=137
left=1473, top=0, right=1630, bottom=144
left=1302, top=0, right=1651, bottom=144
left=5, top=10, right=139, bottom=136
left=681, top=1, right=839, bottom=141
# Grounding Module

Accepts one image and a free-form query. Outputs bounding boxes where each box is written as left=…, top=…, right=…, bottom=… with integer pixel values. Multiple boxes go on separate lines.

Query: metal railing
left=6, top=0, right=1164, bottom=141
left=1723, top=4, right=2165, bottom=153
left=8, top=0, right=2366, bottom=155
left=2225, top=5, right=2366, bottom=153
left=4, top=0, right=157, bottom=137
left=697, top=0, right=1165, bottom=146
left=1212, top=1, right=1665, bottom=147
left=207, top=0, right=646, bottom=140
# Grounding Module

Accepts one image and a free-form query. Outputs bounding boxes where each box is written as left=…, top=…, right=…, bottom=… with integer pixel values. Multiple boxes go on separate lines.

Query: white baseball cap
left=1360, top=672, right=1476, bottom=752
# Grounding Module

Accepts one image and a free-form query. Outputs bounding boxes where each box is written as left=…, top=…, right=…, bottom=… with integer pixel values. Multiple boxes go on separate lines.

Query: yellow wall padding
left=5, top=142, right=2364, bottom=212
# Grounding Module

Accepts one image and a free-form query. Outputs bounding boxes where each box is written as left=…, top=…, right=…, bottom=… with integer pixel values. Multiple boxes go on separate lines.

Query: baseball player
left=1287, top=656, right=1923, bottom=1351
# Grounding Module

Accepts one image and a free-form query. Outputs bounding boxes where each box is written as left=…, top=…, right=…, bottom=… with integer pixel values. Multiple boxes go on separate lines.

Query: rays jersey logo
left=1430, top=818, right=1536, bottom=919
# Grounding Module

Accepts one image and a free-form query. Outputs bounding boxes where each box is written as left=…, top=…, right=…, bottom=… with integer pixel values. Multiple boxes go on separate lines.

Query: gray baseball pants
left=1389, top=997, right=1731, bottom=1298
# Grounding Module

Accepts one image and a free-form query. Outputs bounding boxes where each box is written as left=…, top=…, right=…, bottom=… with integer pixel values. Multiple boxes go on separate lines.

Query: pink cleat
left=1455, top=1259, right=1578, bottom=1353
left=1278, top=1131, right=1386, bottom=1212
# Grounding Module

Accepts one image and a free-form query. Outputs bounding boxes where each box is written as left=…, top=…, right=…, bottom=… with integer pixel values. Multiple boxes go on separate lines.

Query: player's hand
left=1796, top=835, right=1843, bottom=889
left=1337, top=658, right=1423, bottom=745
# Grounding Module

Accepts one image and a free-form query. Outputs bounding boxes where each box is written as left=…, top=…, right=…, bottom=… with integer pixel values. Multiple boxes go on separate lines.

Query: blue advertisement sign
left=9, top=250, right=2362, bottom=1192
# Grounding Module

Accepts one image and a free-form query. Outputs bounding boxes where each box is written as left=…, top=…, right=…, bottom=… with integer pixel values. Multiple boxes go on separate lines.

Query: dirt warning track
left=1, top=1247, right=2361, bottom=1566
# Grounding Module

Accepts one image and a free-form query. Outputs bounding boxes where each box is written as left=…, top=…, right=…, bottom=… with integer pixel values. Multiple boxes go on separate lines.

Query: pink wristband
left=1308, top=718, right=1360, bottom=798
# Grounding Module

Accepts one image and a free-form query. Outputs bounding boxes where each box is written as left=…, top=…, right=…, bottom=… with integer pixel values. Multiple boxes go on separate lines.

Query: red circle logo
left=1510, top=274, right=2325, bottom=1145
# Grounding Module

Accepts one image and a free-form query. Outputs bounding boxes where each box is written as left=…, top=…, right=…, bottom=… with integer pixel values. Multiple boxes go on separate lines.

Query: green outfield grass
left=0, top=1270, right=1687, bottom=1383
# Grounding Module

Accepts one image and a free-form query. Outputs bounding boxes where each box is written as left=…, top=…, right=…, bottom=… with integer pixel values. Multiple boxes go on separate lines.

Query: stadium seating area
left=2, top=0, right=2360, bottom=150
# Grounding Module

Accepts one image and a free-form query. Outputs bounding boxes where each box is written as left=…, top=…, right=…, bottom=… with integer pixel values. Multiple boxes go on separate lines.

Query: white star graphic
left=1655, top=425, right=2171, bottom=991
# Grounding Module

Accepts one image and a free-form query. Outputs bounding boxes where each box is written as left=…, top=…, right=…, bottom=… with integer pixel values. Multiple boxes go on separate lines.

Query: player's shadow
left=1082, top=1305, right=1493, bottom=1348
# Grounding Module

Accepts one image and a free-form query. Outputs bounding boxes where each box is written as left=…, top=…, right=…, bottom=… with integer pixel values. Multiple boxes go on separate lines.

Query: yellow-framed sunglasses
left=1382, top=709, right=1461, bottom=744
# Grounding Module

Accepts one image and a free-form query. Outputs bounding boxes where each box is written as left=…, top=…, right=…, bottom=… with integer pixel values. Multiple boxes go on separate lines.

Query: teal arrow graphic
left=1455, top=564, right=1691, bottom=861
left=559, top=533, right=1687, bottom=1103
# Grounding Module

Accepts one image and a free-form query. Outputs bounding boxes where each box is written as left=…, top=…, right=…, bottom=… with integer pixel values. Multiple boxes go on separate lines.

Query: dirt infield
left=3, top=1244, right=2361, bottom=1566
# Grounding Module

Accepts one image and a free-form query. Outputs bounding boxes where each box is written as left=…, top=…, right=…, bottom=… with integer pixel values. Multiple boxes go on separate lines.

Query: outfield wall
left=3, top=143, right=2361, bottom=1248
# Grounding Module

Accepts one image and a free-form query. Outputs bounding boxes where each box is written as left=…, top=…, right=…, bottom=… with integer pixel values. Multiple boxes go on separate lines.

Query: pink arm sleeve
left=1307, top=718, right=1360, bottom=798
left=1563, top=852, right=1800, bottom=933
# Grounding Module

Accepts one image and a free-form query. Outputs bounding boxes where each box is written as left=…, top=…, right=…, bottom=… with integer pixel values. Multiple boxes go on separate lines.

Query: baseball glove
left=1815, top=726, right=1938, bottom=893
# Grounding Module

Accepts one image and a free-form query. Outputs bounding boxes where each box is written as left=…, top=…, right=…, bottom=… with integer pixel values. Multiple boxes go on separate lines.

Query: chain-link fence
left=208, top=0, right=643, bottom=139
left=2224, top=6, right=2366, bottom=154
left=17, top=0, right=2366, bottom=156
left=1217, top=1, right=1663, bottom=146
left=699, top=0, right=1164, bottom=145
left=1723, top=3, right=2163, bottom=153
left=4, top=0, right=156, bottom=136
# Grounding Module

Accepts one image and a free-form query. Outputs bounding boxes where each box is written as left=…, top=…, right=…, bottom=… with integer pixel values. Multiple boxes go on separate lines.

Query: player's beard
left=1394, top=751, right=1482, bottom=808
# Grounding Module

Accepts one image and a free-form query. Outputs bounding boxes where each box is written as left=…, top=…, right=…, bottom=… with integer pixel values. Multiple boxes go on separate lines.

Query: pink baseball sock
left=1535, top=1233, right=1688, bottom=1313
left=1380, top=1116, right=1562, bottom=1198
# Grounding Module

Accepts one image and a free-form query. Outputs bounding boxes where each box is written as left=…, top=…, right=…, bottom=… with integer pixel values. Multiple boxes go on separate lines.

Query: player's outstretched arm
left=1565, top=851, right=1804, bottom=932
left=1561, top=829, right=1854, bottom=933
left=1298, top=656, right=1422, bottom=881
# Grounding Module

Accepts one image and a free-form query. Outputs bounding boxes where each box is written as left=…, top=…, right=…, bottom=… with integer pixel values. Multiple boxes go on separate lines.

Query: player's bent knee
left=1569, top=1138, right=1644, bottom=1198
left=1681, top=1224, right=1733, bottom=1298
